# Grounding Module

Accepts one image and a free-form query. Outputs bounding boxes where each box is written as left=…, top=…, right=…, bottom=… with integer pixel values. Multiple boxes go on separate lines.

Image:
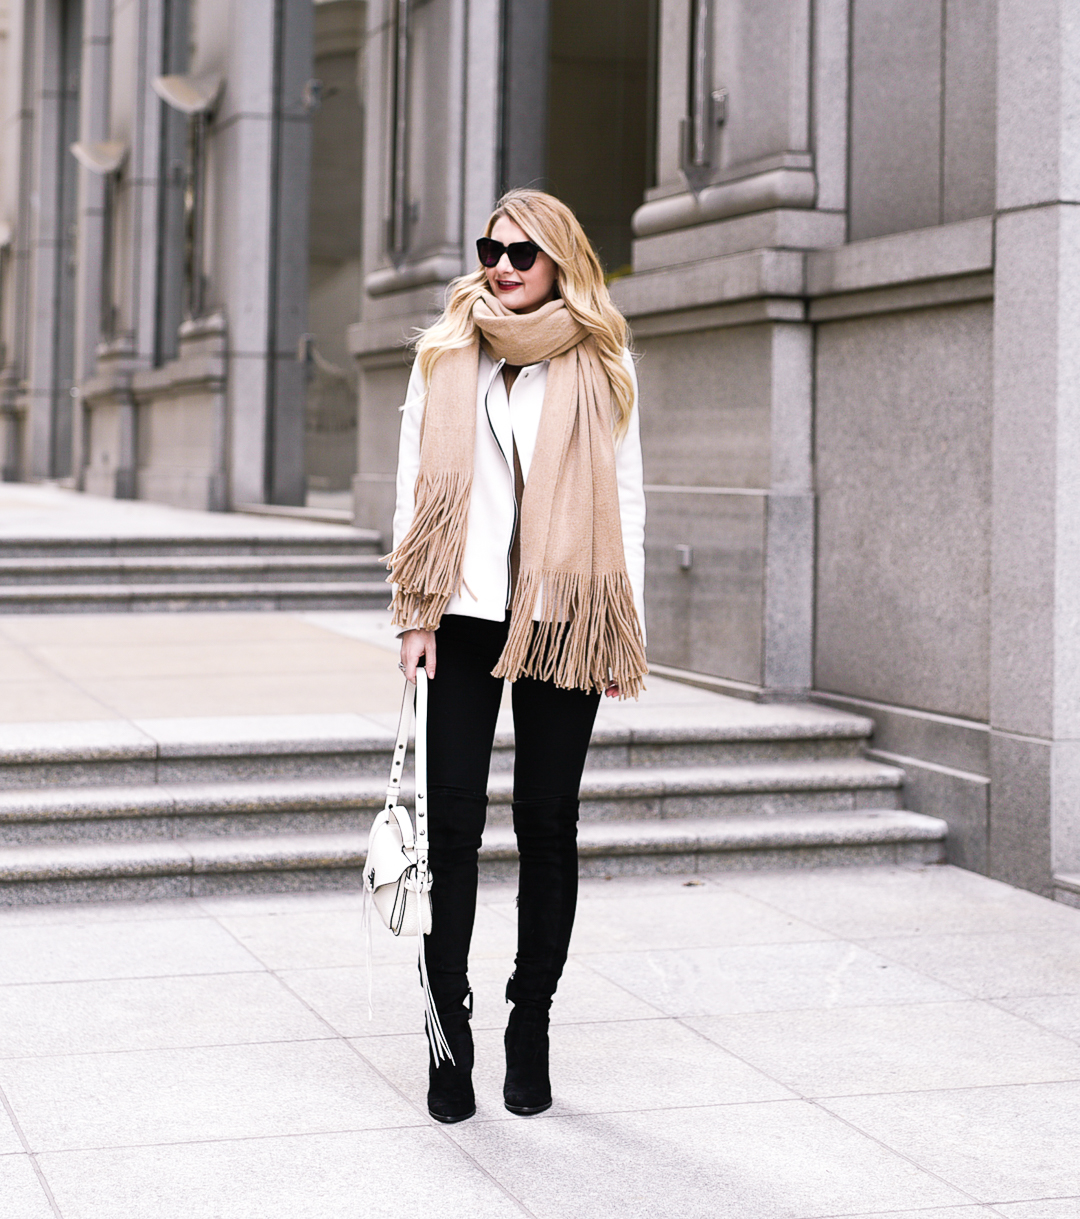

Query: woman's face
left=483, top=216, right=559, bottom=314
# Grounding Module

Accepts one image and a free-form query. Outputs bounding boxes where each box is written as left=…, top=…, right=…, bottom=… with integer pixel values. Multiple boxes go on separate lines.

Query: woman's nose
left=495, top=252, right=515, bottom=275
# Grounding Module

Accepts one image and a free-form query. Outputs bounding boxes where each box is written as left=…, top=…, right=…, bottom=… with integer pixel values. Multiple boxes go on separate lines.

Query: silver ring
left=398, top=661, right=406, bottom=673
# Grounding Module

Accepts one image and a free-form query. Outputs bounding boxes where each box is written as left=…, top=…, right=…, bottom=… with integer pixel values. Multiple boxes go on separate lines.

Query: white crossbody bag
left=362, top=669, right=451, bottom=1061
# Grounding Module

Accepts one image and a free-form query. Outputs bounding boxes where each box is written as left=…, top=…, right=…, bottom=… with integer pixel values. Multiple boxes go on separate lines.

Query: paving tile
left=196, top=888, right=367, bottom=916
left=0, top=1039, right=419, bottom=1152
left=582, top=939, right=963, bottom=1017
left=0, top=1099, right=23, bottom=1153
left=537, top=884, right=837, bottom=954
left=0, top=973, right=331, bottom=1058
left=825, top=1210, right=999, bottom=1219
left=688, top=999, right=1080, bottom=1096
left=0, top=611, right=353, bottom=647
left=79, top=670, right=402, bottom=719
left=37, top=1128, right=527, bottom=1219
left=0, top=898, right=204, bottom=928
left=214, top=903, right=517, bottom=971
left=862, top=929, right=1080, bottom=999
left=0, top=680, right=119, bottom=723
left=356, top=1029, right=513, bottom=1123
left=357, top=1016, right=792, bottom=1123
left=31, top=638, right=391, bottom=680
left=0, top=647, right=58, bottom=681
left=447, top=1099, right=969, bottom=1218
left=994, top=1202, right=1080, bottom=1218
left=0, top=917, right=261, bottom=984
left=823, top=1080, right=1080, bottom=1202
left=995, top=994, right=1080, bottom=1043
left=283, top=956, right=661, bottom=1039
left=0, top=1155, right=56, bottom=1219
left=722, top=864, right=1080, bottom=938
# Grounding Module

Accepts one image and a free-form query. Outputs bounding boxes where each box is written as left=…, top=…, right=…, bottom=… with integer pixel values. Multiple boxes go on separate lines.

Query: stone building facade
left=1, top=0, right=1079, bottom=902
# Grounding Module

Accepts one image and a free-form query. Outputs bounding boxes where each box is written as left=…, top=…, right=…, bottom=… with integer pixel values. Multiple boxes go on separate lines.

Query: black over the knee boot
left=424, top=788, right=487, bottom=1123
left=504, top=797, right=579, bottom=1115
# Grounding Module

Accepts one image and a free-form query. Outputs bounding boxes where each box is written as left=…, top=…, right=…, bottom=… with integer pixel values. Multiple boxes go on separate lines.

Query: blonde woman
left=389, top=189, right=647, bottom=1123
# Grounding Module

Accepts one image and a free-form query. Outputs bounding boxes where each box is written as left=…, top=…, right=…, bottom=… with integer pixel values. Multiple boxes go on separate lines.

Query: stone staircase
left=0, top=531, right=390, bottom=613
left=0, top=702, right=946, bottom=905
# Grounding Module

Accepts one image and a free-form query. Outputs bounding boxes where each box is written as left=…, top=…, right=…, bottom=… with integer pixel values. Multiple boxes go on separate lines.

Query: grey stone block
left=848, top=0, right=942, bottom=240
left=988, top=731, right=1053, bottom=896
left=815, top=301, right=993, bottom=720
left=643, top=489, right=765, bottom=683
left=942, top=0, right=996, bottom=222
left=812, top=691, right=990, bottom=777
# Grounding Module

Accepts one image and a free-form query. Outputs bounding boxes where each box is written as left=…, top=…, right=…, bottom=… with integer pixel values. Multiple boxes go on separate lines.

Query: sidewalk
left=1, top=864, right=1079, bottom=1217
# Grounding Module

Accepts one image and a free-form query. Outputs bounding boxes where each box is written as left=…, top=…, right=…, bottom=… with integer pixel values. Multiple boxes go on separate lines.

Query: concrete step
left=0, top=581, right=391, bottom=613
left=0, top=531, right=381, bottom=559
left=1053, top=873, right=1080, bottom=908
left=0, top=554, right=387, bottom=585
left=0, top=811, right=948, bottom=905
left=0, top=709, right=878, bottom=790
left=0, top=758, right=904, bottom=846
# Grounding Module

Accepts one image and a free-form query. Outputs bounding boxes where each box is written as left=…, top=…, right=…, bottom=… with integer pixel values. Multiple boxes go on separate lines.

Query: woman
left=388, top=188, right=647, bottom=1123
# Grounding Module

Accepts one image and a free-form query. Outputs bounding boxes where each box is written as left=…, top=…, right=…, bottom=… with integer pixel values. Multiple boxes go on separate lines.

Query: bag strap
left=414, top=667, right=429, bottom=885
left=385, top=678, right=414, bottom=810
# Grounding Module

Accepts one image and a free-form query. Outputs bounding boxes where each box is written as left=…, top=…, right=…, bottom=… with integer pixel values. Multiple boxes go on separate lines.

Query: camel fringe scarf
left=385, top=293, right=648, bottom=698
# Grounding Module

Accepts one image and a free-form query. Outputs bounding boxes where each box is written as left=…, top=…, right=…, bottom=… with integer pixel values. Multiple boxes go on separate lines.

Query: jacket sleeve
left=616, top=350, right=647, bottom=646
left=390, top=359, right=427, bottom=632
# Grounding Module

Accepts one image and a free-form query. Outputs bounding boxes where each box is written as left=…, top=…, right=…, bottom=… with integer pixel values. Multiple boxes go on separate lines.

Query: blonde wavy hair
left=413, top=189, right=635, bottom=439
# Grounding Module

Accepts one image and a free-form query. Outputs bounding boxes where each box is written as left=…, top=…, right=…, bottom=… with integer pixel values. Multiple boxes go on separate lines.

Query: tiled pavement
left=1, top=864, right=1079, bottom=1218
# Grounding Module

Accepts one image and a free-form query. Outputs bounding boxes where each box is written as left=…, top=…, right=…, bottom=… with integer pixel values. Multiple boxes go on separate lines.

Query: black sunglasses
left=476, top=237, right=541, bottom=271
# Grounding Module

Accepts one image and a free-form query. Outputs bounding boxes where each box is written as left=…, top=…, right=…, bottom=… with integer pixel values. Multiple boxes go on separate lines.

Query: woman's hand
left=604, top=683, right=620, bottom=699
left=400, top=628, right=436, bottom=683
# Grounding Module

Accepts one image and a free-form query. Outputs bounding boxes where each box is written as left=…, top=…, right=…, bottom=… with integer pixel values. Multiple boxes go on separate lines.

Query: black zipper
left=482, top=358, right=517, bottom=611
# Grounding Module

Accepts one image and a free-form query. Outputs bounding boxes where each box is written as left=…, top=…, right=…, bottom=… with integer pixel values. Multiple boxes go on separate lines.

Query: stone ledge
left=808, top=272, right=994, bottom=322
left=806, top=216, right=993, bottom=296
left=610, top=248, right=806, bottom=318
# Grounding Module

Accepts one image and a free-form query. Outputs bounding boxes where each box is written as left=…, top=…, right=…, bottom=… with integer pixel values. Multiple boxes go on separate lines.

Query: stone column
left=0, top=0, right=35, bottom=479
left=219, top=0, right=312, bottom=506
left=24, top=0, right=82, bottom=481
left=610, top=0, right=848, bottom=699
left=350, top=0, right=498, bottom=541
left=70, top=0, right=111, bottom=489
left=990, top=0, right=1080, bottom=896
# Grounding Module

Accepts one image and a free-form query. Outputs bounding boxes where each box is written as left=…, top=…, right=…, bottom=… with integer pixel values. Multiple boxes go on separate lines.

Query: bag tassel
left=413, top=870, right=453, bottom=1065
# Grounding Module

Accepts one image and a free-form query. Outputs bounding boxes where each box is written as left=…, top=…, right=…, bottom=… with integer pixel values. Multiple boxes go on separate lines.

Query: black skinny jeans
left=422, top=614, right=600, bottom=1015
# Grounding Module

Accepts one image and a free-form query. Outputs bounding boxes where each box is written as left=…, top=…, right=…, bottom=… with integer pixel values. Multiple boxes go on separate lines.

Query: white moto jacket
left=392, top=347, right=646, bottom=641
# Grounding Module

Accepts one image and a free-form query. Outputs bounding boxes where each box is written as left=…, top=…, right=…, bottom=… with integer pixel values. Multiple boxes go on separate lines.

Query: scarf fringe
left=491, top=569, right=648, bottom=699
left=384, top=470, right=473, bottom=630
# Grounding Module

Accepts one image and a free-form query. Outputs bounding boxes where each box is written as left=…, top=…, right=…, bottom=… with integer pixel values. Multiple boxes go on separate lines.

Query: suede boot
left=427, top=1004, right=475, bottom=1123
left=503, top=796, right=580, bottom=1114
left=503, top=1001, right=552, bottom=1115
